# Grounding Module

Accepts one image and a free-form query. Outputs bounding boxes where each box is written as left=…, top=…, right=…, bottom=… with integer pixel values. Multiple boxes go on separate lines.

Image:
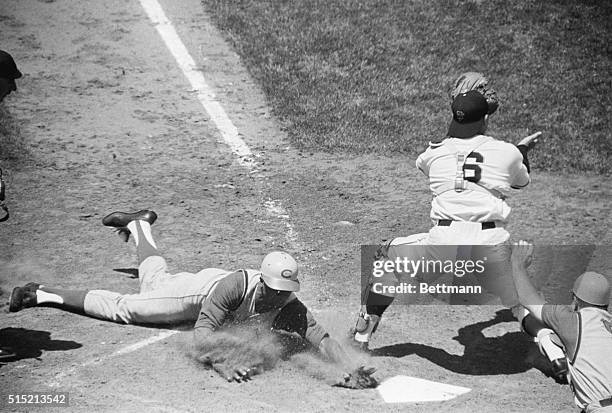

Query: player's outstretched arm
left=514, top=131, right=542, bottom=176
left=319, top=336, right=378, bottom=389
left=510, top=240, right=546, bottom=320
left=517, top=131, right=542, bottom=152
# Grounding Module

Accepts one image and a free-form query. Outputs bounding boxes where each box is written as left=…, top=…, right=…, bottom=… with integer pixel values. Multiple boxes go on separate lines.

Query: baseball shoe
left=102, top=210, right=157, bottom=242
left=551, top=358, right=569, bottom=385
left=9, top=282, right=40, bottom=312
left=0, top=347, right=17, bottom=362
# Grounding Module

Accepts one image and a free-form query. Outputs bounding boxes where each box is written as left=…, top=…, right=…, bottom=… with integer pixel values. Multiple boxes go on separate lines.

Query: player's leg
left=102, top=210, right=173, bottom=292
left=9, top=272, right=215, bottom=325
left=9, top=282, right=87, bottom=315
left=352, top=234, right=428, bottom=350
left=9, top=210, right=205, bottom=324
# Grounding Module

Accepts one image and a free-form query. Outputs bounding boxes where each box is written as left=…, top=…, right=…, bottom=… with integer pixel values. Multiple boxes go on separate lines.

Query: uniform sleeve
left=508, top=144, right=530, bottom=189
left=193, top=271, right=246, bottom=333
left=541, top=304, right=580, bottom=361
left=416, top=151, right=429, bottom=176
left=272, top=298, right=329, bottom=347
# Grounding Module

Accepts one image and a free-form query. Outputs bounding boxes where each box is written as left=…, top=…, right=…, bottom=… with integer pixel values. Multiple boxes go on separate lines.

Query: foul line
left=138, top=0, right=300, bottom=251
left=139, top=0, right=253, bottom=166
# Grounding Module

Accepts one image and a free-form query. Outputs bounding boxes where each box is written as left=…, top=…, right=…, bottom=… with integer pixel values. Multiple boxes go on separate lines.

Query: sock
left=127, top=220, right=159, bottom=263
left=366, top=291, right=395, bottom=317
left=37, top=286, right=88, bottom=314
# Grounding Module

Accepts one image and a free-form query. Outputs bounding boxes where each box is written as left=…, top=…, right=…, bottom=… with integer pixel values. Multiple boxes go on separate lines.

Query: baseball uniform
left=373, top=134, right=529, bottom=306
left=542, top=305, right=612, bottom=412
left=84, top=255, right=328, bottom=347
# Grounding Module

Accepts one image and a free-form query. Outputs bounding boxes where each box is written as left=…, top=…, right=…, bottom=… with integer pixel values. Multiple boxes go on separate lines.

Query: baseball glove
left=333, top=366, right=378, bottom=389
left=450, top=72, right=499, bottom=115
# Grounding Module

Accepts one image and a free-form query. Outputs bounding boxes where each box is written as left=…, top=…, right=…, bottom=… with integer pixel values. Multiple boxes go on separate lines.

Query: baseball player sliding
left=9, top=210, right=376, bottom=388
left=352, top=73, right=567, bottom=381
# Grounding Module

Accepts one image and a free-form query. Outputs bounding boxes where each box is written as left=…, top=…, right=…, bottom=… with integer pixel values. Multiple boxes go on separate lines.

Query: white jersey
left=416, top=135, right=529, bottom=223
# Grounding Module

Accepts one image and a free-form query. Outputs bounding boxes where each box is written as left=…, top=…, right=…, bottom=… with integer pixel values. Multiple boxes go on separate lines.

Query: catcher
left=8, top=210, right=376, bottom=388
left=351, top=72, right=566, bottom=380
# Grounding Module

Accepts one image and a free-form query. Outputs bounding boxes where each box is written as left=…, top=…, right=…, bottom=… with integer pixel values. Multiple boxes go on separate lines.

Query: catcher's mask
left=260, top=251, right=300, bottom=292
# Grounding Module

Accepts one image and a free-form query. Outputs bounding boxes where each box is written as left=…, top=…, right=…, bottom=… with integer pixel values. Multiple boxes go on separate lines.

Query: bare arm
left=510, top=240, right=546, bottom=319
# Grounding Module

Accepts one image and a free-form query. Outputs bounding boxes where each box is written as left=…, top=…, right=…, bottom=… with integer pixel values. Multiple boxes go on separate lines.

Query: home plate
left=377, top=375, right=471, bottom=403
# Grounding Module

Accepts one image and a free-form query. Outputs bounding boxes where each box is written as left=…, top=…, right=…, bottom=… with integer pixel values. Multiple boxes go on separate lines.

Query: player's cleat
left=351, top=312, right=380, bottom=352
left=102, top=210, right=157, bottom=242
left=9, top=282, right=40, bottom=312
left=0, top=347, right=17, bottom=362
left=550, top=358, right=569, bottom=385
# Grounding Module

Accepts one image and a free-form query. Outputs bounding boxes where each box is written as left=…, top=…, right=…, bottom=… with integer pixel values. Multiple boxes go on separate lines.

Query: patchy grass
left=202, top=0, right=611, bottom=174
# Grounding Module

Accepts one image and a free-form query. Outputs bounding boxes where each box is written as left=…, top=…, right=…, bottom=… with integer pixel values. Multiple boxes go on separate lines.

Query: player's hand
left=511, top=240, right=534, bottom=268
left=212, top=363, right=259, bottom=383
left=517, top=132, right=542, bottom=151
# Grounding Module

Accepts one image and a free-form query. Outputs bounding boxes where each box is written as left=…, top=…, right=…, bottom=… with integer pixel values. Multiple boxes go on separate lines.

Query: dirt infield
left=0, top=0, right=609, bottom=412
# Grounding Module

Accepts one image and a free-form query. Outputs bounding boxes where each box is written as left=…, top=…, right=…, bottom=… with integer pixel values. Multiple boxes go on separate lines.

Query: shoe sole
left=8, top=286, right=23, bottom=312
left=102, top=210, right=157, bottom=228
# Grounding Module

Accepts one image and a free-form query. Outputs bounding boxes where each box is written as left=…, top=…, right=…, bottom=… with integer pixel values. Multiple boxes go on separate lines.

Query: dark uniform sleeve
left=272, top=298, right=329, bottom=347
left=516, top=144, right=531, bottom=173
left=193, top=271, right=246, bottom=333
left=541, top=304, right=581, bottom=361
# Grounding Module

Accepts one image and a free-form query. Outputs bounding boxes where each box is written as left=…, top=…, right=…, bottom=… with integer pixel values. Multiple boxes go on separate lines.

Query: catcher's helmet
left=572, top=272, right=610, bottom=306
left=260, top=251, right=300, bottom=292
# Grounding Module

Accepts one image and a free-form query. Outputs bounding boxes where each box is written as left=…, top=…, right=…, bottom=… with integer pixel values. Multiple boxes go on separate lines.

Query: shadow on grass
left=372, top=309, right=558, bottom=378
left=0, top=327, right=82, bottom=365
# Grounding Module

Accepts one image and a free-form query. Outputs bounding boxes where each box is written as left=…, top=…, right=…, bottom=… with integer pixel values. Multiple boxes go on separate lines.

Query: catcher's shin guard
left=353, top=312, right=380, bottom=351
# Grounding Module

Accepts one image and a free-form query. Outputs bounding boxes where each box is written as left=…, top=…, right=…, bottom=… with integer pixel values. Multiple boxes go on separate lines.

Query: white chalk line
left=48, top=330, right=178, bottom=388
left=139, top=0, right=253, bottom=166
left=48, top=0, right=302, bottom=390
left=138, top=0, right=300, bottom=251
left=263, top=199, right=300, bottom=249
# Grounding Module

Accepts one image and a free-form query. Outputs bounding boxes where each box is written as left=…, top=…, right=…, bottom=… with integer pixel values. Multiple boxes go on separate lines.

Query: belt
left=438, top=219, right=496, bottom=230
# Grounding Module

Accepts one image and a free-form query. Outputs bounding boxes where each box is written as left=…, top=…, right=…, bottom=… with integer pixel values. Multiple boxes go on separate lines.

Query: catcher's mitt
left=450, top=72, right=499, bottom=115
left=333, top=366, right=378, bottom=389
